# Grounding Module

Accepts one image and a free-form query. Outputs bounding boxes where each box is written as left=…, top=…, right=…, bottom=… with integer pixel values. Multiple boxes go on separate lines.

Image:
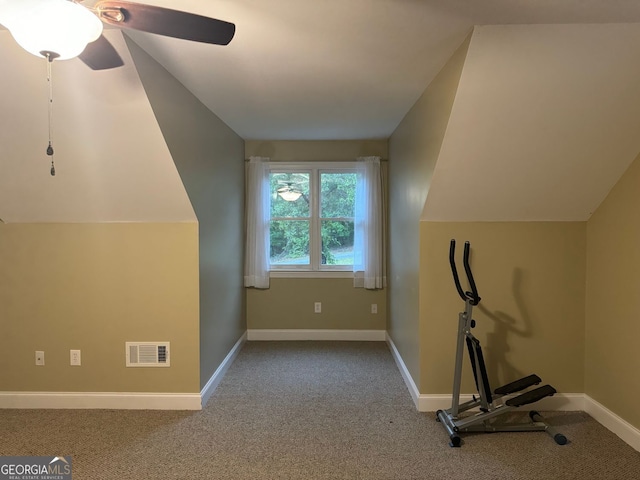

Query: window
left=269, top=164, right=356, bottom=271
left=244, top=156, right=384, bottom=289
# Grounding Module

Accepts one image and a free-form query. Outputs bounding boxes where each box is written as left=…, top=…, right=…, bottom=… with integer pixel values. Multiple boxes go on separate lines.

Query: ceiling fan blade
left=95, top=1, right=235, bottom=45
left=78, top=34, right=124, bottom=70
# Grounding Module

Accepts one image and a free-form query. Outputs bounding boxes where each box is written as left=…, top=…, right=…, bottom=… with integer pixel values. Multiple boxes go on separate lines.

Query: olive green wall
left=245, top=140, right=388, bottom=331
left=0, top=223, right=200, bottom=393
left=246, top=140, right=388, bottom=162
left=586, top=152, right=640, bottom=430
left=420, top=222, right=586, bottom=394
left=128, top=38, right=246, bottom=390
left=248, top=278, right=386, bottom=330
left=387, top=35, right=471, bottom=381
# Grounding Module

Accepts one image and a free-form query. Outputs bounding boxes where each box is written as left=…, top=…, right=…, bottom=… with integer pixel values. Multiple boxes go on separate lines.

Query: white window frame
left=268, top=162, right=356, bottom=275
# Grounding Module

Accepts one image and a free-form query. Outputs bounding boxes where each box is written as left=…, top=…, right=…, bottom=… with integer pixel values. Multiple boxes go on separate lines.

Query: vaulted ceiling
left=424, top=23, right=640, bottom=221
left=123, top=0, right=640, bottom=140
left=1, top=1, right=640, bottom=223
left=0, top=29, right=194, bottom=223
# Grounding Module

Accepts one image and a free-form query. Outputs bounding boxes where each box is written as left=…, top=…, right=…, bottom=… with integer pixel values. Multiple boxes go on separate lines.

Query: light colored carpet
left=1, top=341, right=639, bottom=479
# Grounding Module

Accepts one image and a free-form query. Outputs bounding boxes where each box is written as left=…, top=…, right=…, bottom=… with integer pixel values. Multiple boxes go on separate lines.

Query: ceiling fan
left=277, top=181, right=305, bottom=202
left=0, top=1, right=235, bottom=176
left=0, top=0, right=235, bottom=70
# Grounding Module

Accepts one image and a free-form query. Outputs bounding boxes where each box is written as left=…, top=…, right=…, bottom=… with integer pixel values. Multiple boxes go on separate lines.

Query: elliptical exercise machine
left=436, top=239, right=567, bottom=447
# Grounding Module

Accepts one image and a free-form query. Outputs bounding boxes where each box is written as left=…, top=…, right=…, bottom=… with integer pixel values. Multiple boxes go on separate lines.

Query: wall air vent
left=126, top=342, right=170, bottom=367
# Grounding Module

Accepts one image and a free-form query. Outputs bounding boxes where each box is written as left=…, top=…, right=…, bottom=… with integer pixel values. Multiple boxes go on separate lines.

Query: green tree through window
left=270, top=172, right=310, bottom=265
left=320, top=172, right=355, bottom=265
left=269, top=166, right=355, bottom=270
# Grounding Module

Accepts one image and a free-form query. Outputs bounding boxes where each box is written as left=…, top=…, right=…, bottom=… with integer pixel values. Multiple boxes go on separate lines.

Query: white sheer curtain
left=353, top=156, right=386, bottom=289
left=244, top=156, right=270, bottom=288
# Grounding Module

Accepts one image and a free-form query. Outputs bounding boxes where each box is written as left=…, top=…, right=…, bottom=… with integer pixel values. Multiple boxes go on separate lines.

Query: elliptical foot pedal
left=494, top=374, right=541, bottom=395
left=506, top=385, right=556, bottom=407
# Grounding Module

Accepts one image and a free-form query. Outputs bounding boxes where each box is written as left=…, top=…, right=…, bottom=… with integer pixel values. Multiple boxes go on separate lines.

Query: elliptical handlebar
left=449, top=240, right=466, bottom=301
left=462, top=242, right=481, bottom=306
left=449, top=239, right=481, bottom=306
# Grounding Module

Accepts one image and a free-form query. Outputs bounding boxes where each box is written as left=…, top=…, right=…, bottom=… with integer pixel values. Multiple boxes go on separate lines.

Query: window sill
left=269, top=271, right=354, bottom=279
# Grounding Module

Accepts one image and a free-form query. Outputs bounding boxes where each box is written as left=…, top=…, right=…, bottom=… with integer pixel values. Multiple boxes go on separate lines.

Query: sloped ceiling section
left=122, top=0, right=640, bottom=141
left=0, top=30, right=195, bottom=223
left=124, top=0, right=476, bottom=141
left=423, top=24, right=640, bottom=221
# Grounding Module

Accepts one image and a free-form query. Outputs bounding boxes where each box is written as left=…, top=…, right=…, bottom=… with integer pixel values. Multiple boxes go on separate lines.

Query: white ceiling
left=423, top=23, right=640, bottom=221
left=120, top=0, right=640, bottom=140
left=2, top=1, right=640, bottom=223
left=4, top=1, right=640, bottom=140
left=0, top=29, right=195, bottom=223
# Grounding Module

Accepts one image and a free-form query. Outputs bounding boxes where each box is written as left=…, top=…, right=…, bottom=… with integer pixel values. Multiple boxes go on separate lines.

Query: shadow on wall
left=478, top=268, right=534, bottom=387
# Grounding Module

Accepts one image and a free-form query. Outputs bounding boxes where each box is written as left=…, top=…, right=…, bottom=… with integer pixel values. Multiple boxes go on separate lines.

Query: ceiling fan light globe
left=8, top=0, right=103, bottom=61
left=278, top=190, right=302, bottom=202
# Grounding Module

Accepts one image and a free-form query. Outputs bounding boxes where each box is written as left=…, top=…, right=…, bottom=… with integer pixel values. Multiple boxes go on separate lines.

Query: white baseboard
left=0, top=333, right=248, bottom=411
left=2, top=329, right=639, bottom=453
left=585, top=395, right=640, bottom=452
left=387, top=333, right=585, bottom=412
left=534, top=393, right=586, bottom=411
left=200, top=332, right=247, bottom=407
left=386, top=333, right=421, bottom=410
left=416, top=393, right=585, bottom=413
left=386, top=333, right=639, bottom=452
left=0, top=392, right=201, bottom=410
left=247, top=329, right=386, bottom=341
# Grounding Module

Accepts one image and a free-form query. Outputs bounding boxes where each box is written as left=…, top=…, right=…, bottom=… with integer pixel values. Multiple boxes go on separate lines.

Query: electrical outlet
left=35, top=351, right=45, bottom=366
left=371, top=304, right=378, bottom=314
left=70, top=349, right=81, bottom=366
left=314, top=302, right=322, bottom=313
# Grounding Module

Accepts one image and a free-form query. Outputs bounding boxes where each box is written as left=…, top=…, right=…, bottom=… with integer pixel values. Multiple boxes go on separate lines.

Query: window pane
left=270, top=220, right=310, bottom=265
left=270, top=172, right=310, bottom=218
left=321, top=220, right=354, bottom=265
left=320, top=172, right=356, bottom=218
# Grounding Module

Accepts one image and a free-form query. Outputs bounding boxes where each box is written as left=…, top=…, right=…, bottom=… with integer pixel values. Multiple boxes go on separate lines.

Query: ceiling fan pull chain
left=45, top=53, right=56, bottom=176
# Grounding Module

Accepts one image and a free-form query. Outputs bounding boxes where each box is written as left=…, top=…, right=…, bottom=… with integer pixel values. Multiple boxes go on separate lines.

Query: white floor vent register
left=126, top=342, right=170, bottom=367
